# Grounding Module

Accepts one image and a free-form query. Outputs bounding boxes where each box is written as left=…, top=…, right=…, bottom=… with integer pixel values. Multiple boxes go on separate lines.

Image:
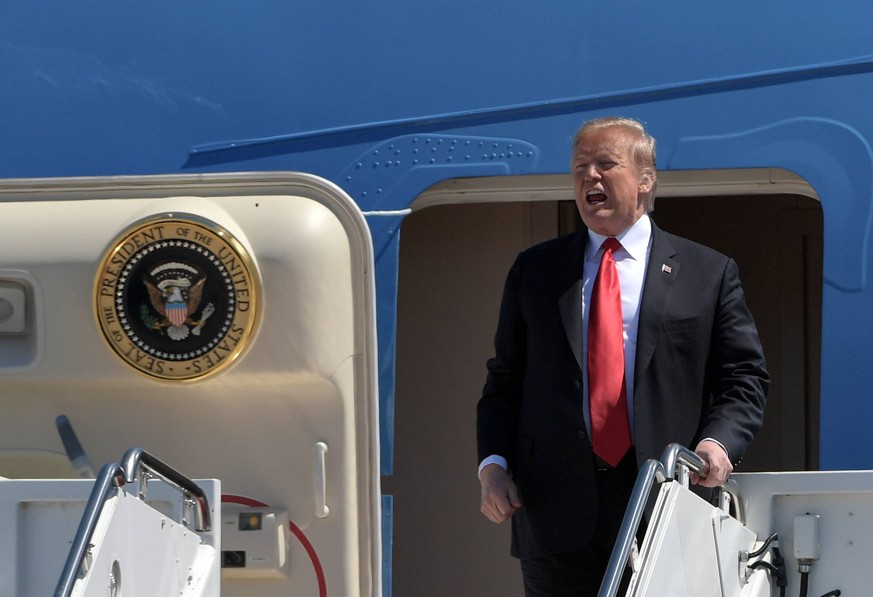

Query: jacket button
left=578, top=430, right=587, bottom=440
left=574, top=380, right=581, bottom=389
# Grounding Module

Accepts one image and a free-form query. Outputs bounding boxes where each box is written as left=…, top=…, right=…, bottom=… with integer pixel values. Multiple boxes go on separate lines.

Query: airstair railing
left=598, top=458, right=666, bottom=597
left=598, top=443, right=716, bottom=597
left=54, top=462, right=127, bottom=597
left=53, top=448, right=212, bottom=597
left=661, top=443, right=745, bottom=524
left=121, top=447, right=211, bottom=532
left=660, top=443, right=708, bottom=487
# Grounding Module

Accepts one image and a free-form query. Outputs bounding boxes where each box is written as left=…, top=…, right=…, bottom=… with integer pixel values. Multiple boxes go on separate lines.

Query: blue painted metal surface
left=5, top=1, right=873, bottom=587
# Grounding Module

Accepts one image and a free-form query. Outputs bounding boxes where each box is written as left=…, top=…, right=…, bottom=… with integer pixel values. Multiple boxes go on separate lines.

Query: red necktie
left=588, top=238, right=631, bottom=467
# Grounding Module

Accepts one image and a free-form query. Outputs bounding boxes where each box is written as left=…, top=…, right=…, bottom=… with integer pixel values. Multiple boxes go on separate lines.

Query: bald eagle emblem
left=142, top=262, right=215, bottom=341
left=96, top=213, right=261, bottom=381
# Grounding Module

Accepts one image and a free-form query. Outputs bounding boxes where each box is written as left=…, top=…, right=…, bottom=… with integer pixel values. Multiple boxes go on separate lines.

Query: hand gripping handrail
left=597, top=443, right=726, bottom=597
left=54, top=462, right=127, bottom=597
left=661, top=443, right=745, bottom=524
left=121, top=447, right=211, bottom=532
left=660, top=443, right=707, bottom=484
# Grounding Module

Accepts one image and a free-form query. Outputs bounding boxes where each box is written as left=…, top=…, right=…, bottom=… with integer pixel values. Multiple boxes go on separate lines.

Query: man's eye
left=600, top=161, right=616, bottom=169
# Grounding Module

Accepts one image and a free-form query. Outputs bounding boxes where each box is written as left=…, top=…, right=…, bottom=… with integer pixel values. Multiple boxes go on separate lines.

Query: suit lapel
left=559, top=233, right=587, bottom=374
left=635, top=223, right=679, bottom=380
left=558, top=224, right=679, bottom=379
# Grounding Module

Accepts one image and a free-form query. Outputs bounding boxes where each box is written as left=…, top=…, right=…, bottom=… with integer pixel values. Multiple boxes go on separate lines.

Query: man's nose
left=582, top=165, right=600, bottom=181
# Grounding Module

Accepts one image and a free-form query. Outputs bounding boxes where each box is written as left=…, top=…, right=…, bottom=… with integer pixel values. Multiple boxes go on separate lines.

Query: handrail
left=659, top=443, right=707, bottom=482
left=598, top=458, right=667, bottom=597
left=121, top=447, right=211, bottom=532
left=662, top=443, right=745, bottom=524
left=598, top=443, right=744, bottom=596
left=54, top=462, right=126, bottom=597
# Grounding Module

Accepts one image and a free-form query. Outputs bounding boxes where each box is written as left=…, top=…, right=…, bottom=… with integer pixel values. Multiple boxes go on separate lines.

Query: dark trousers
left=520, top=450, right=639, bottom=597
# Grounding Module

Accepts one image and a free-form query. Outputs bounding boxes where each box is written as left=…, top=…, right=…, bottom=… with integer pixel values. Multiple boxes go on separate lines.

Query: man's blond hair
left=571, top=116, right=658, bottom=211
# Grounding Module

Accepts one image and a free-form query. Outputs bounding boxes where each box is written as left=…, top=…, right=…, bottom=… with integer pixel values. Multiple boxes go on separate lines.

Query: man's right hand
left=479, top=463, right=522, bottom=523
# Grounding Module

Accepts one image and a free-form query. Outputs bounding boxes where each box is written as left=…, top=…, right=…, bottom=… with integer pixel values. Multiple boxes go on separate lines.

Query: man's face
left=571, top=126, right=652, bottom=237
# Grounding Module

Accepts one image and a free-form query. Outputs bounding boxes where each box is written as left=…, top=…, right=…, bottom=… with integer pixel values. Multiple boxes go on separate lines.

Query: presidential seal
left=95, top=214, right=261, bottom=381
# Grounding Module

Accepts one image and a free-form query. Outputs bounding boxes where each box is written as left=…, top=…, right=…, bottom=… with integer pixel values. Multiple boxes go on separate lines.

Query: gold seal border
left=94, top=213, right=262, bottom=382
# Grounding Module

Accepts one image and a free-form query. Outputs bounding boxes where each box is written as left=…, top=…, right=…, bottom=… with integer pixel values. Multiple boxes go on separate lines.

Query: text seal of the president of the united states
left=95, top=213, right=261, bottom=381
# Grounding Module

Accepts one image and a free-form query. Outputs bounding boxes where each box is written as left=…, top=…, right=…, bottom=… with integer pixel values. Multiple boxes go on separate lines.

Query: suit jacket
left=476, top=221, right=769, bottom=559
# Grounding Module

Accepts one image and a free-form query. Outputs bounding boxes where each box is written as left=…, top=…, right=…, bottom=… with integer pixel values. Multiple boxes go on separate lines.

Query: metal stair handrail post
left=598, top=443, right=723, bottom=597
left=121, top=447, right=211, bottom=532
left=598, top=458, right=666, bottom=597
left=54, top=462, right=127, bottom=597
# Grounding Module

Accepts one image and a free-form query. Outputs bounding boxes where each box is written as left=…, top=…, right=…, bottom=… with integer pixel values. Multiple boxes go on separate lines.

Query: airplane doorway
left=387, top=171, right=822, bottom=597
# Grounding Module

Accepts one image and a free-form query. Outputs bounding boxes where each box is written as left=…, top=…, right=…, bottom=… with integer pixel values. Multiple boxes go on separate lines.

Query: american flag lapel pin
left=661, top=264, right=672, bottom=274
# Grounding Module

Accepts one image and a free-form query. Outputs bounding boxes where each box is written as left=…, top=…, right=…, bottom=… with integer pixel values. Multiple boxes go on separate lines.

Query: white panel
left=0, top=173, right=380, bottom=597
left=734, top=471, right=873, bottom=597
left=631, top=481, right=757, bottom=597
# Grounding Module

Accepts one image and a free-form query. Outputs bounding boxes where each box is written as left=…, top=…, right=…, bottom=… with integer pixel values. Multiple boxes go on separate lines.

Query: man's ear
left=638, top=172, right=655, bottom=194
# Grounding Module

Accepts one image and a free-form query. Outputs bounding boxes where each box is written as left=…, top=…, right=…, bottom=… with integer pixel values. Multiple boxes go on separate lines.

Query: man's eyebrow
left=573, top=150, right=619, bottom=162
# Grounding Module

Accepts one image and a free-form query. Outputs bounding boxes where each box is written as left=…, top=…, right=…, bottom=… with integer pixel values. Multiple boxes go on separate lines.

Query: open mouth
left=586, top=189, right=607, bottom=205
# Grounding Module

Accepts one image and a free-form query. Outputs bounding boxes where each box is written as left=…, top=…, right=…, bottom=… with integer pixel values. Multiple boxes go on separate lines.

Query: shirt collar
left=586, top=213, right=652, bottom=262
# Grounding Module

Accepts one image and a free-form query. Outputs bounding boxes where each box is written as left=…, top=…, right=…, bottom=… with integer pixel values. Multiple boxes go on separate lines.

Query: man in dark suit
left=477, top=116, right=769, bottom=596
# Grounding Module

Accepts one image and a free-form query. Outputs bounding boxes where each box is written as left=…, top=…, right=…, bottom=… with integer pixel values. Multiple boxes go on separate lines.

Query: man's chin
left=580, top=212, right=617, bottom=236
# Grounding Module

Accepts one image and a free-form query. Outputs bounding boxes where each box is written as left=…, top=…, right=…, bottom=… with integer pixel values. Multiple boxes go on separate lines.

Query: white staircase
left=601, top=444, right=860, bottom=597
left=0, top=448, right=220, bottom=597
